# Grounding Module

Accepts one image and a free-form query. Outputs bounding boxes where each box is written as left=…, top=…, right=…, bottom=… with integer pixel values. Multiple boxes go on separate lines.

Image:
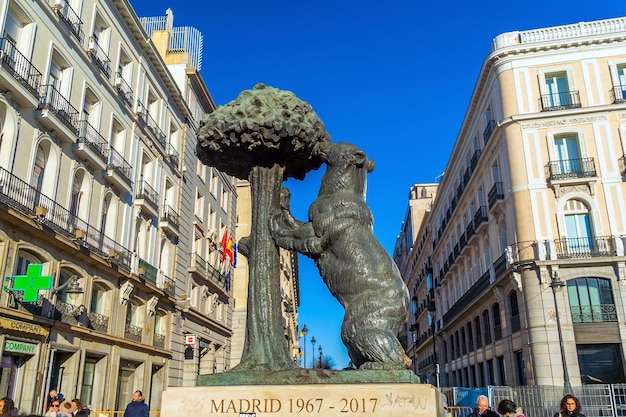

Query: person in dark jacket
left=468, top=395, right=498, bottom=417
left=0, top=397, right=18, bottom=417
left=124, top=391, right=149, bottom=417
left=554, top=394, right=586, bottom=417
left=71, top=399, right=89, bottom=417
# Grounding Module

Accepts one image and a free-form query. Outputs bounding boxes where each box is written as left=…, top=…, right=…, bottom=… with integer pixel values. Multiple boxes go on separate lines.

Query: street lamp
left=318, top=345, right=323, bottom=369
left=550, top=272, right=573, bottom=394
left=310, top=336, right=316, bottom=369
left=53, top=275, right=84, bottom=301
left=301, top=324, right=308, bottom=369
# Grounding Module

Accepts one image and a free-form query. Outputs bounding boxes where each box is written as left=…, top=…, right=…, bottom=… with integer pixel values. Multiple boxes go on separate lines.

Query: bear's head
left=316, top=142, right=375, bottom=197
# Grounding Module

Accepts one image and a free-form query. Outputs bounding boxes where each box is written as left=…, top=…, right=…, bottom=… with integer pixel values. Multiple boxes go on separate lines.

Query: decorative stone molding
left=521, top=115, right=607, bottom=130
left=554, top=183, right=593, bottom=198
left=493, top=286, right=504, bottom=304
left=120, top=280, right=134, bottom=305
left=147, top=296, right=159, bottom=316
left=510, top=272, right=522, bottom=291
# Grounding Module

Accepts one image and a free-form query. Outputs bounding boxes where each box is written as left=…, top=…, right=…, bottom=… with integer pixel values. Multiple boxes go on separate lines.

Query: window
left=486, top=359, right=494, bottom=385
left=563, top=199, right=593, bottom=255
left=509, top=291, right=521, bottom=333
left=80, top=357, right=97, bottom=406
left=482, top=310, right=492, bottom=344
left=568, top=277, right=617, bottom=323
left=577, top=344, right=625, bottom=384
left=497, top=355, right=506, bottom=385
left=474, top=316, right=482, bottom=348
left=615, top=64, right=626, bottom=102
left=493, top=303, right=502, bottom=340
left=467, top=322, right=473, bottom=352
left=542, top=71, right=580, bottom=110
left=554, top=135, right=582, bottom=176
left=514, top=350, right=527, bottom=385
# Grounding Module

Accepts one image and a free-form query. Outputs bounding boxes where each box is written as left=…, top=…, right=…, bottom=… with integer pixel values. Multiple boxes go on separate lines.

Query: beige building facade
left=0, top=1, right=235, bottom=415
left=397, top=17, right=626, bottom=388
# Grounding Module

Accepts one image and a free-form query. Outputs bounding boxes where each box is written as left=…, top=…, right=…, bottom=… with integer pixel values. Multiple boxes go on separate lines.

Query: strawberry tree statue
left=197, top=84, right=330, bottom=370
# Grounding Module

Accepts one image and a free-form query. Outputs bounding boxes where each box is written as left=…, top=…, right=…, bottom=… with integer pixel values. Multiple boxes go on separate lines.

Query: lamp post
left=301, top=324, right=308, bottom=369
left=550, top=272, right=573, bottom=394
left=318, top=345, right=323, bottom=369
left=310, top=336, right=316, bottom=369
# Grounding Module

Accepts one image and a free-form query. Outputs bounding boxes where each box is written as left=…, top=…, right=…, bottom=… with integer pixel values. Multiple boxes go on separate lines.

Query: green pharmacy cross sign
left=4, top=264, right=53, bottom=302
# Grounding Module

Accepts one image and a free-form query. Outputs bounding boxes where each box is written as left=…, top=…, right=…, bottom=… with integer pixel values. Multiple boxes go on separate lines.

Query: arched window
left=567, top=277, right=617, bottom=323
left=492, top=303, right=502, bottom=340
left=562, top=199, right=593, bottom=256
left=474, top=316, right=482, bottom=348
left=467, top=322, right=474, bottom=352
left=509, top=291, right=521, bottom=333
left=482, top=310, right=492, bottom=344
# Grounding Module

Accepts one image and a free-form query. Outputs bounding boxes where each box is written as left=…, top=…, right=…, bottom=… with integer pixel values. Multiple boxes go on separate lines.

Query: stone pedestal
left=161, top=370, right=443, bottom=417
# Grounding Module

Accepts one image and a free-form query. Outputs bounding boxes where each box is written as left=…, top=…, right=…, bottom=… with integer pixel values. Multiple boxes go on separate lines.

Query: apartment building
left=0, top=0, right=235, bottom=414
left=141, top=8, right=237, bottom=385
left=397, top=17, right=626, bottom=388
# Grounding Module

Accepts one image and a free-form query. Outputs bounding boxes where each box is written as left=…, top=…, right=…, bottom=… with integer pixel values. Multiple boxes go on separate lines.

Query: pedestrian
left=554, top=394, right=586, bottom=417
left=497, top=399, right=525, bottom=417
left=123, top=391, right=149, bottom=417
left=0, top=397, right=18, bottom=417
left=469, top=395, right=498, bottom=417
left=46, top=390, right=58, bottom=411
left=70, top=399, right=89, bottom=417
left=44, top=398, right=62, bottom=417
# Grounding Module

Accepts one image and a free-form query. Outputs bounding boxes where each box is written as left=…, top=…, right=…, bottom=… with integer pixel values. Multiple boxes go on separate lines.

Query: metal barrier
left=443, top=385, right=626, bottom=417
left=92, top=411, right=160, bottom=417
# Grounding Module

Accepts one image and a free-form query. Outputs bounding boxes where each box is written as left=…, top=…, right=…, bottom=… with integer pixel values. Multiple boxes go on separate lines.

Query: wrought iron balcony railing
left=488, top=182, right=504, bottom=208
left=483, top=119, right=496, bottom=144
left=124, top=323, right=142, bottom=342
left=107, top=147, right=132, bottom=183
left=135, top=179, right=158, bottom=208
left=540, top=90, right=581, bottom=111
left=52, top=0, right=84, bottom=43
left=160, top=204, right=180, bottom=228
left=38, top=84, right=80, bottom=133
left=114, top=71, right=133, bottom=106
left=570, top=304, right=618, bottom=323
left=547, top=157, right=596, bottom=181
left=78, top=120, right=109, bottom=160
left=0, top=166, right=132, bottom=268
left=153, top=332, right=166, bottom=349
left=0, top=37, right=42, bottom=97
left=87, top=36, right=111, bottom=77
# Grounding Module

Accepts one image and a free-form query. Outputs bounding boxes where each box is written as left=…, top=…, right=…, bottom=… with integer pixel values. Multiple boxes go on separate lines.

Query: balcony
left=87, top=37, right=111, bottom=78
left=547, top=157, right=596, bottom=182
left=488, top=182, right=504, bottom=212
left=554, top=235, right=616, bottom=259
left=159, top=204, right=180, bottom=236
left=483, top=119, right=496, bottom=145
left=570, top=304, right=618, bottom=323
left=104, top=147, right=132, bottom=193
left=473, top=206, right=488, bottom=231
left=470, top=149, right=481, bottom=170
left=52, top=0, right=84, bottom=43
left=138, top=258, right=158, bottom=284
left=165, top=143, right=180, bottom=171
left=87, top=310, right=109, bottom=333
left=74, top=120, right=109, bottom=170
left=540, top=90, right=581, bottom=111
left=114, top=71, right=133, bottom=107
left=0, top=37, right=42, bottom=106
left=136, top=101, right=166, bottom=150
left=134, top=179, right=159, bottom=218
left=153, top=332, right=166, bottom=349
left=0, top=166, right=133, bottom=269
left=610, top=84, right=626, bottom=104
left=124, top=323, right=142, bottom=343
left=37, top=84, right=80, bottom=142
left=160, top=274, right=175, bottom=298
left=619, top=155, right=626, bottom=177
left=188, top=253, right=231, bottom=296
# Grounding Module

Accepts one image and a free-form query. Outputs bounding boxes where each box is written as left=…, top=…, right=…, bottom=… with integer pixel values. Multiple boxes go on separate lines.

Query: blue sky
left=130, top=0, right=625, bottom=369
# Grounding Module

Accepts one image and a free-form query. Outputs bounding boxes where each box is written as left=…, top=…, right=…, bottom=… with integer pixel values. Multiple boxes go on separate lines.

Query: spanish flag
left=221, top=231, right=236, bottom=267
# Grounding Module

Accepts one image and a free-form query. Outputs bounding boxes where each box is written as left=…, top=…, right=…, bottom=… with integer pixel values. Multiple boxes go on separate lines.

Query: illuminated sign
left=4, top=264, right=52, bottom=302
left=185, top=335, right=196, bottom=345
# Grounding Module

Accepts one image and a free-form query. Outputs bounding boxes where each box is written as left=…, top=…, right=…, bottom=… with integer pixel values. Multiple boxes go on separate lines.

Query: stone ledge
left=197, top=368, right=420, bottom=386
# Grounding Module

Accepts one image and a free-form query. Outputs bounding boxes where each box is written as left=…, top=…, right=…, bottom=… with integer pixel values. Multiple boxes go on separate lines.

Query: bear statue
left=270, top=141, right=411, bottom=370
